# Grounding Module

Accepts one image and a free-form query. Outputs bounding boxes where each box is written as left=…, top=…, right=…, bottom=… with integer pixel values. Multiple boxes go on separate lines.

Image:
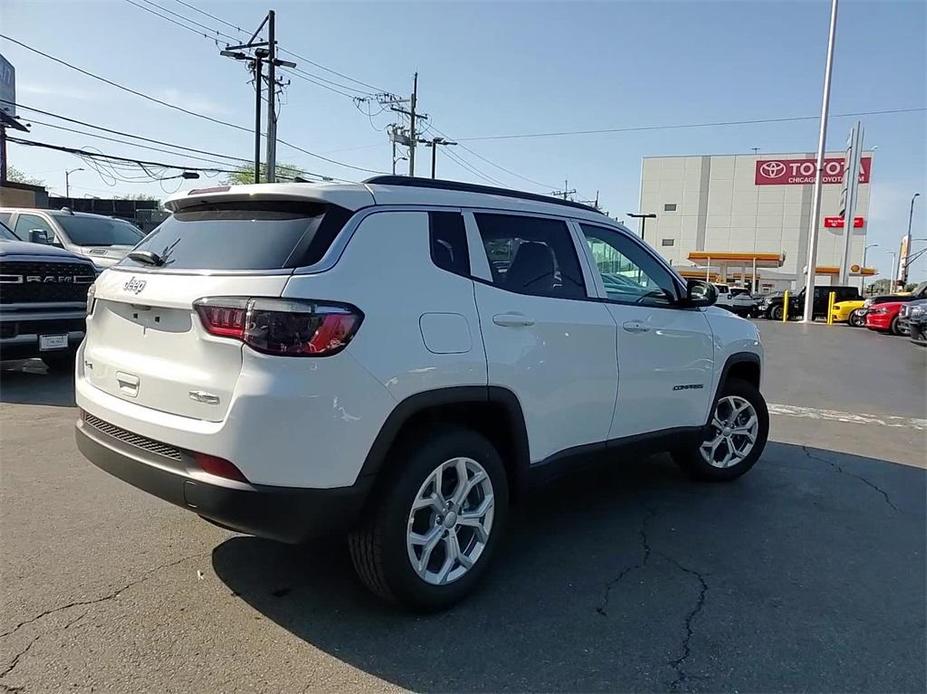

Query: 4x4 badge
left=123, top=277, right=147, bottom=295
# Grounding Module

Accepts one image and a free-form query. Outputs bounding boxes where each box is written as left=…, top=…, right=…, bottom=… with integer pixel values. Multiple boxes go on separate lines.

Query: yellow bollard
left=782, top=290, right=789, bottom=322
left=827, top=291, right=836, bottom=325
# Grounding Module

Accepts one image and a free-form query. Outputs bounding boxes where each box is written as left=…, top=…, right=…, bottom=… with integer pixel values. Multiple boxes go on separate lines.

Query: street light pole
left=862, top=243, right=878, bottom=294
left=802, top=0, right=839, bottom=323
left=627, top=212, right=657, bottom=241
left=65, top=168, right=84, bottom=198
left=901, top=192, right=920, bottom=286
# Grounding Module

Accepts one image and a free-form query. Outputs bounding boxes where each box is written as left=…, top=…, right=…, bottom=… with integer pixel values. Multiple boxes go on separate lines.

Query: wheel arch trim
left=357, top=385, right=530, bottom=489
left=709, top=352, right=762, bottom=424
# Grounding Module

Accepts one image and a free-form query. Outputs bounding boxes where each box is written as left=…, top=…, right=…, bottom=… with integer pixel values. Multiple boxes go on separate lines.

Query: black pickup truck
left=758, top=285, right=861, bottom=320
left=0, top=220, right=97, bottom=372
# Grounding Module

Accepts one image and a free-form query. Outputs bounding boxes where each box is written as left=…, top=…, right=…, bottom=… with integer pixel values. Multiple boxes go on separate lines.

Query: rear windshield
left=56, top=215, right=145, bottom=247
left=118, top=202, right=352, bottom=271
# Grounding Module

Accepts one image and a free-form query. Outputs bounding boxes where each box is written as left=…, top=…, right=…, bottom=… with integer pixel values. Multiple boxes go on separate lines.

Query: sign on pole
left=0, top=54, right=14, bottom=118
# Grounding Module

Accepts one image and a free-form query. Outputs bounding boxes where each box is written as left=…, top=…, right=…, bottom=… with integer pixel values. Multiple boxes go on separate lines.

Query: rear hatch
left=83, top=199, right=353, bottom=421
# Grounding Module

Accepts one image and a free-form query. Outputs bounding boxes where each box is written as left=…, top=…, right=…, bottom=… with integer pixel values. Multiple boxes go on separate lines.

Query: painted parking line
left=769, top=403, right=927, bottom=431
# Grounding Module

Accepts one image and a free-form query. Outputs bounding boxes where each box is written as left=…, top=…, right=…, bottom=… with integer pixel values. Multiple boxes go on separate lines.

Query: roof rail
left=362, top=176, right=602, bottom=214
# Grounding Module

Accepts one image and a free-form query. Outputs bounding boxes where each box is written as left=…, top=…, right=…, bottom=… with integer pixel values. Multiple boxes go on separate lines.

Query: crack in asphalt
left=801, top=445, right=899, bottom=512
left=595, top=505, right=711, bottom=692
left=595, top=506, right=655, bottom=617
left=663, top=554, right=709, bottom=692
left=0, top=552, right=207, bottom=643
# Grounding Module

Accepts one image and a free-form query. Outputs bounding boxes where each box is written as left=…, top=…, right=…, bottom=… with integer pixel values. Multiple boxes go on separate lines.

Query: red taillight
left=193, top=452, right=249, bottom=482
left=196, top=302, right=247, bottom=338
left=194, top=297, right=363, bottom=357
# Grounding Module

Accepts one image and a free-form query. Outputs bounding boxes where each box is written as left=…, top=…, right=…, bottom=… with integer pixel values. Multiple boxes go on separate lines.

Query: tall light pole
left=65, top=168, right=84, bottom=198
left=886, top=250, right=897, bottom=291
left=862, top=243, right=878, bottom=294
left=901, top=192, right=920, bottom=286
left=802, top=0, right=839, bottom=323
left=627, top=212, right=656, bottom=241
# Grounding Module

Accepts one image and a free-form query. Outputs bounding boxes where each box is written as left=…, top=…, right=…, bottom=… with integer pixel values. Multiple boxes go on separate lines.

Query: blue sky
left=2, top=0, right=925, bottom=280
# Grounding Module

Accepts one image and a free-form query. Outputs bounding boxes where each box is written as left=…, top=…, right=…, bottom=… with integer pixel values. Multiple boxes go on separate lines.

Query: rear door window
left=118, top=202, right=352, bottom=271
left=429, top=211, right=469, bottom=277
left=473, top=213, right=586, bottom=299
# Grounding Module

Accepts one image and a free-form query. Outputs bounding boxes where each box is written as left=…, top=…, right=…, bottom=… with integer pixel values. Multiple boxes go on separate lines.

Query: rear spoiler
left=163, top=183, right=375, bottom=213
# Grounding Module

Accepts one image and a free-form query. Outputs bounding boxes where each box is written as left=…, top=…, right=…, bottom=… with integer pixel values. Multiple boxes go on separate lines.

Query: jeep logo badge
left=123, top=277, right=147, bottom=295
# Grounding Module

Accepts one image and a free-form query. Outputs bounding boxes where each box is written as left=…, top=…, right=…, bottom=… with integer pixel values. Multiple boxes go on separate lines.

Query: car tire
left=848, top=310, right=865, bottom=328
left=890, top=316, right=904, bottom=336
left=768, top=305, right=783, bottom=321
left=41, top=350, right=76, bottom=374
left=672, top=378, right=769, bottom=482
left=348, top=427, right=509, bottom=611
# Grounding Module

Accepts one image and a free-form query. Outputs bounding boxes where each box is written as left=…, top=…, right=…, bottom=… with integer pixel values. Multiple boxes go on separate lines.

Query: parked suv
left=74, top=178, right=768, bottom=609
left=0, top=219, right=97, bottom=371
left=760, top=285, right=860, bottom=320
left=0, top=207, right=145, bottom=270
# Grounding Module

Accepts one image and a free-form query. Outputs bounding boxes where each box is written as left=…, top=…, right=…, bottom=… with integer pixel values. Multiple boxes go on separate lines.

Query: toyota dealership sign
left=754, top=157, right=872, bottom=185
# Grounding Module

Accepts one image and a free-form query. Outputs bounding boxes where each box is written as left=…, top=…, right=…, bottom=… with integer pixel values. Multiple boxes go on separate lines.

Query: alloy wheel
left=700, top=395, right=759, bottom=468
left=406, top=457, right=495, bottom=586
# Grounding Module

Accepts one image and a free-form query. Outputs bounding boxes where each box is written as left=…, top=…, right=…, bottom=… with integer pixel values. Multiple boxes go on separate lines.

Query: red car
left=865, top=301, right=907, bottom=335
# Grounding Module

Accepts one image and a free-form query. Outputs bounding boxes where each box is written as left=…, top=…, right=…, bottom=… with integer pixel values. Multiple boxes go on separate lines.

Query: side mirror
left=685, top=279, right=717, bottom=307
left=29, top=228, right=52, bottom=245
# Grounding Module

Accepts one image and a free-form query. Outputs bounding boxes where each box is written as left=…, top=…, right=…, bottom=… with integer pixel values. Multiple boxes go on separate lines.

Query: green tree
left=6, top=166, right=45, bottom=186
left=223, top=162, right=307, bottom=185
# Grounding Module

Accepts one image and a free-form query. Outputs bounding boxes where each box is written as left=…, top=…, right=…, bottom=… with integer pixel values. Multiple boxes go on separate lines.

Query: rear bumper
left=75, top=417, right=371, bottom=543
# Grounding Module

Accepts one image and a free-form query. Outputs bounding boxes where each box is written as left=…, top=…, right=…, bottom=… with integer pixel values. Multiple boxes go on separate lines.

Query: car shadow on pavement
left=212, top=443, right=926, bottom=693
left=0, top=360, right=76, bottom=407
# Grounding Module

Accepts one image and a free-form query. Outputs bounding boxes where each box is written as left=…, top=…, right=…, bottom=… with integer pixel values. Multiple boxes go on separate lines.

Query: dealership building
left=637, top=151, right=875, bottom=293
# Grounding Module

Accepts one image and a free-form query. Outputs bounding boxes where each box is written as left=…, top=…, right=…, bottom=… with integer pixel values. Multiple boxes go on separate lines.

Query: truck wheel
left=673, top=378, right=769, bottom=482
left=769, top=305, right=783, bottom=321
left=348, top=428, right=508, bottom=611
left=41, top=350, right=76, bottom=374
left=848, top=310, right=865, bottom=327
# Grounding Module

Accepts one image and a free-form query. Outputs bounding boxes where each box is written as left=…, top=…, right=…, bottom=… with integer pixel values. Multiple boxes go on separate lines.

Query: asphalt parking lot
left=1, top=320, right=925, bottom=692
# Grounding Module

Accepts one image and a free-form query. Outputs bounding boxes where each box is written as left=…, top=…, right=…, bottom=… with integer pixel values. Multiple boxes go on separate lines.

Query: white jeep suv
left=75, top=177, right=768, bottom=610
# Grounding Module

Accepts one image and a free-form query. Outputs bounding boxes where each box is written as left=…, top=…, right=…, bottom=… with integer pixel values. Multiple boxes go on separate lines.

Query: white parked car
left=75, top=177, right=768, bottom=610
left=0, top=207, right=145, bottom=270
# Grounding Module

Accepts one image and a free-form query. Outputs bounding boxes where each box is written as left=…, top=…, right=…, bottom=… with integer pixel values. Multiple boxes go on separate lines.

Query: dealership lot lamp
left=627, top=212, right=656, bottom=241
left=863, top=243, right=878, bottom=292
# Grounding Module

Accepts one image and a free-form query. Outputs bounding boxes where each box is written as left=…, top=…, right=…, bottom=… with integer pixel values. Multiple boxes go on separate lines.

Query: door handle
left=493, top=313, right=536, bottom=328
left=622, top=320, right=650, bottom=334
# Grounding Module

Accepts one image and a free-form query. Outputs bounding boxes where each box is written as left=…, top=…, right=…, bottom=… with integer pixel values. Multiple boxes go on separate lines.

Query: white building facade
left=637, top=151, right=874, bottom=292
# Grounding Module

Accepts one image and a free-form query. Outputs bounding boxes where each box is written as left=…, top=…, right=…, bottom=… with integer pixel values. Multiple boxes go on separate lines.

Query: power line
left=177, top=0, right=393, bottom=94
left=456, top=107, right=927, bottom=142
left=7, top=101, right=342, bottom=181
left=126, top=0, right=376, bottom=99
left=1, top=33, right=253, bottom=132
left=0, top=34, right=386, bottom=175
left=428, top=122, right=555, bottom=190
left=7, top=136, right=242, bottom=174
left=27, top=118, right=249, bottom=170
left=127, top=0, right=235, bottom=41
left=172, top=0, right=251, bottom=35
left=441, top=146, right=506, bottom=186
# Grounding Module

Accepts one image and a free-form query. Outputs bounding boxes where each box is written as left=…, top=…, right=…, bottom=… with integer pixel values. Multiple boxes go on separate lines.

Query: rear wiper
left=127, top=250, right=164, bottom=266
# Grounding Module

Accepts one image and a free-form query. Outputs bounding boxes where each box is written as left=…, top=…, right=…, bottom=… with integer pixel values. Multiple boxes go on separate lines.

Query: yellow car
left=831, top=300, right=866, bottom=327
